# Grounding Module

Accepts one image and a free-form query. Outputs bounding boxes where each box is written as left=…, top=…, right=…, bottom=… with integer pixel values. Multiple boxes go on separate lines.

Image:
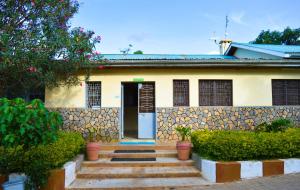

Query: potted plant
left=86, top=128, right=100, bottom=161
left=175, top=126, right=192, bottom=160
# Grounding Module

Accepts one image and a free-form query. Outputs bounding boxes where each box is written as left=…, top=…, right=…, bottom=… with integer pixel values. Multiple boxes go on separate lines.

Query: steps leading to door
left=99, top=144, right=177, bottom=151
left=77, top=166, right=201, bottom=179
left=99, top=150, right=177, bottom=158
left=82, top=157, right=195, bottom=167
left=67, top=144, right=208, bottom=190
left=67, top=177, right=210, bottom=190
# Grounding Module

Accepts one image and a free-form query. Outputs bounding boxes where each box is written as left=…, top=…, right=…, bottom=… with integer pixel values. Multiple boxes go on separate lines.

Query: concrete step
left=100, top=145, right=177, bottom=151
left=77, top=166, right=201, bottom=179
left=100, top=144, right=176, bottom=151
left=67, top=177, right=211, bottom=190
left=99, top=150, right=177, bottom=158
left=82, top=158, right=195, bottom=167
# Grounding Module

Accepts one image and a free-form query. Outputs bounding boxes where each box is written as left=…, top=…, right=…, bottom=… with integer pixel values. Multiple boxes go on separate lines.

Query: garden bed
left=193, top=154, right=300, bottom=183
left=0, top=132, right=85, bottom=189
left=41, top=154, right=84, bottom=190
left=191, top=126, right=300, bottom=183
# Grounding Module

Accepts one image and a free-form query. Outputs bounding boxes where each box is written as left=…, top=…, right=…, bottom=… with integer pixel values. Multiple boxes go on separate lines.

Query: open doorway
left=121, top=82, right=156, bottom=140
left=123, top=83, right=138, bottom=138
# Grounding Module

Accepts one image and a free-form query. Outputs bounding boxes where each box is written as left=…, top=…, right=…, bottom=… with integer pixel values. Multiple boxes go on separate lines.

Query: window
left=272, top=80, right=300, bottom=105
left=173, top=80, right=189, bottom=106
left=86, top=82, right=101, bottom=108
left=199, top=80, right=232, bottom=106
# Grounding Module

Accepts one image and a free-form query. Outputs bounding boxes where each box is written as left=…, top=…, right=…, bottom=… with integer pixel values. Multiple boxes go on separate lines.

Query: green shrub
left=0, top=146, right=24, bottom=176
left=254, top=118, right=293, bottom=132
left=191, top=128, right=300, bottom=161
left=266, top=118, right=293, bottom=132
left=27, top=131, right=85, bottom=168
left=0, top=131, right=85, bottom=189
left=254, top=122, right=268, bottom=132
left=0, top=98, right=62, bottom=148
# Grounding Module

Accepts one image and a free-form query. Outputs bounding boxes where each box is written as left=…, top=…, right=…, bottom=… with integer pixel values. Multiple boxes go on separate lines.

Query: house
left=45, top=42, right=300, bottom=142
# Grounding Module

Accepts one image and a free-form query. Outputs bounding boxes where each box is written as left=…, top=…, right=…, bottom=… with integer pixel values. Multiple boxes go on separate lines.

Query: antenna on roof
left=209, top=15, right=232, bottom=55
left=120, top=44, right=133, bottom=55
left=225, top=15, right=229, bottom=40
left=209, top=31, right=219, bottom=45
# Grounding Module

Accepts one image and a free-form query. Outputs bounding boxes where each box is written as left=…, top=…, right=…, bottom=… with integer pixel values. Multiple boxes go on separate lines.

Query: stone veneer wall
left=156, top=106, right=300, bottom=141
left=49, top=108, right=120, bottom=142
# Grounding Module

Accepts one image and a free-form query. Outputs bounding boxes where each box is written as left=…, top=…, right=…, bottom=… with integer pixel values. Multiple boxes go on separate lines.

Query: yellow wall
left=45, top=68, right=300, bottom=108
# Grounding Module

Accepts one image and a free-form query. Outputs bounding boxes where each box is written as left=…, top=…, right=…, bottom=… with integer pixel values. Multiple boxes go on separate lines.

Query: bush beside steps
left=192, top=128, right=300, bottom=161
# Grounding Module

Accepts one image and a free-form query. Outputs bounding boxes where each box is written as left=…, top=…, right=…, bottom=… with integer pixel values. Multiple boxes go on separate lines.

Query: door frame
left=120, top=81, right=156, bottom=140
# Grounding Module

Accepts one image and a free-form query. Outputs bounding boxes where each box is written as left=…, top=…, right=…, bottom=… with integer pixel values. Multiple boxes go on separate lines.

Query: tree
left=253, top=27, right=300, bottom=45
left=0, top=0, right=102, bottom=98
left=133, top=50, right=143, bottom=54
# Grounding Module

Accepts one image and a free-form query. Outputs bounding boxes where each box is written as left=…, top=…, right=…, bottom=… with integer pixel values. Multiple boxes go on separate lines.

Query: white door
left=138, top=83, right=155, bottom=139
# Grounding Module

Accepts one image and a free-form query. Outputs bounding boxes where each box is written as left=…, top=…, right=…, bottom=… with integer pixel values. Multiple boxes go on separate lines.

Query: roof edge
left=84, top=59, right=300, bottom=68
left=225, top=43, right=287, bottom=57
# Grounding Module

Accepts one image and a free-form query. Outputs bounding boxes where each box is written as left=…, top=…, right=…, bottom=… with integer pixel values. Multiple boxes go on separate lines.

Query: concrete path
left=177, top=173, right=300, bottom=190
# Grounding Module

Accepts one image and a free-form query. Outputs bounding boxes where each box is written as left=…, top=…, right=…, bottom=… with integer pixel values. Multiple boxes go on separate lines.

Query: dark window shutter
left=272, top=79, right=300, bottom=105
left=215, top=80, right=232, bottom=106
left=272, top=80, right=286, bottom=105
left=199, top=80, right=214, bottom=106
left=86, top=82, right=101, bottom=108
left=199, top=80, right=232, bottom=106
left=173, top=80, right=189, bottom=106
left=287, top=80, right=300, bottom=105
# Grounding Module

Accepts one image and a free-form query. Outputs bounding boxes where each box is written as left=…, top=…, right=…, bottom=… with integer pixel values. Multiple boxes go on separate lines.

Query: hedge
left=26, top=131, right=85, bottom=168
left=191, top=128, right=300, bottom=161
left=0, top=131, right=85, bottom=188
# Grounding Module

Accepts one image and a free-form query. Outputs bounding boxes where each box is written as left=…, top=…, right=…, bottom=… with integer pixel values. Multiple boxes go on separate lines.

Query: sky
left=71, top=0, right=300, bottom=54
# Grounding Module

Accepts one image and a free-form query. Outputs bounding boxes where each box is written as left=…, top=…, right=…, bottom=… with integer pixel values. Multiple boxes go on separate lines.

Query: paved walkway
left=177, top=173, right=300, bottom=190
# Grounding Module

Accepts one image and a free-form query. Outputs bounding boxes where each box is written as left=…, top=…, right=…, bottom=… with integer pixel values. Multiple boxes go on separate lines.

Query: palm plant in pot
left=175, top=126, right=192, bottom=160
left=86, top=128, right=100, bottom=161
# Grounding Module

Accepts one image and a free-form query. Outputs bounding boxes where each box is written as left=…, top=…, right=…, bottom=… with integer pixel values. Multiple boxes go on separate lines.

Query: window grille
left=173, top=80, right=189, bottom=106
left=272, top=80, right=300, bottom=105
left=86, top=82, right=101, bottom=108
left=199, top=80, right=232, bottom=106
left=139, top=83, right=155, bottom=113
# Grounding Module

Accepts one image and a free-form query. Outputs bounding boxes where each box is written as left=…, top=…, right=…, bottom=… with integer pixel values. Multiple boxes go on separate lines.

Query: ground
left=177, top=173, right=300, bottom=190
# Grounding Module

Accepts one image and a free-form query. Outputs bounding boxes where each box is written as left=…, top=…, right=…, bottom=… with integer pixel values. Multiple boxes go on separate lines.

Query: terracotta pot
left=86, top=142, right=100, bottom=161
left=176, top=141, right=192, bottom=160
left=0, top=175, right=8, bottom=190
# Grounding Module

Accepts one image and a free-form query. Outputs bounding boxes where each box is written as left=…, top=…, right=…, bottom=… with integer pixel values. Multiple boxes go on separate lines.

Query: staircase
left=67, top=144, right=210, bottom=190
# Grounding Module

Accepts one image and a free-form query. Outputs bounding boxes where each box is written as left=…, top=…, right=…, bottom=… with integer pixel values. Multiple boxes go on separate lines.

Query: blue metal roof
left=232, top=42, right=300, bottom=53
left=226, top=42, right=300, bottom=58
left=101, top=54, right=236, bottom=60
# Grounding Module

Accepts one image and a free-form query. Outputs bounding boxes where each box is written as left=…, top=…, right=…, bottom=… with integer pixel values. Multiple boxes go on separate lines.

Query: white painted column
left=190, top=78, right=198, bottom=107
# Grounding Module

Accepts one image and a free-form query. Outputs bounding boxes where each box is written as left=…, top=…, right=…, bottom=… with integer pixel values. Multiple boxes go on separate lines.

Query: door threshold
left=119, top=139, right=156, bottom=145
